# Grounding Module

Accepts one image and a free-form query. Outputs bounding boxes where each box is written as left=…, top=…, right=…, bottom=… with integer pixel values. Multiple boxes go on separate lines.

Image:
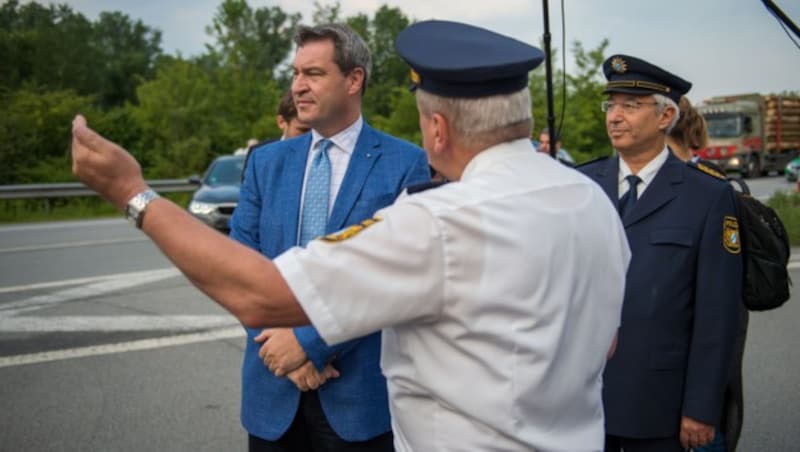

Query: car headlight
left=189, top=201, right=217, bottom=215
left=729, top=157, right=740, bottom=166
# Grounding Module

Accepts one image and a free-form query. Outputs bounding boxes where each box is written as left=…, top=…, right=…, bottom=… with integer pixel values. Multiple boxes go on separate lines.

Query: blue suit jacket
left=229, top=123, right=430, bottom=441
left=578, top=151, right=742, bottom=438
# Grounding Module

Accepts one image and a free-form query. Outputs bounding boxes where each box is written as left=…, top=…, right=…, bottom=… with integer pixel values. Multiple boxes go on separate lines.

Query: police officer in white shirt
left=71, top=20, right=631, bottom=452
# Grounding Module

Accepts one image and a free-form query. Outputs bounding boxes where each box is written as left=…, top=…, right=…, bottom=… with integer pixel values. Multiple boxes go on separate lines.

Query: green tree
left=311, top=1, right=342, bottom=25
left=205, top=0, right=300, bottom=74
left=131, top=57, right=283, bottom=178
left=530, top=39, right=609, bottom=163
left=0, top=1, right=161, bottom=108
left=0, top=87, right=100, bottom=183
left=92, top=11, right=163, bottom=107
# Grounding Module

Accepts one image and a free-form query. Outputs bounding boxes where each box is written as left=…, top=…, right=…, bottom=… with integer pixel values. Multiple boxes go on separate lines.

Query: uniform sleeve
left=274, top=201, right=446, bottom=345
left=229, top=151, right=262, bottom=250
left=682, top=184, right=743, bottom=424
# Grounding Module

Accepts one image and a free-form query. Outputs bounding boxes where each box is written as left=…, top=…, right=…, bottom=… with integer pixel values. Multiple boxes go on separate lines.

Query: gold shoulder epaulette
left=688, top=160, right=726, bottom=180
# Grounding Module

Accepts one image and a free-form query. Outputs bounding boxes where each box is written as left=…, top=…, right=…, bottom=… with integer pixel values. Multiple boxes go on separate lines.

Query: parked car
left=188, top=154, right=246, bottom=232
left=785, top=157, right=800, bottom=182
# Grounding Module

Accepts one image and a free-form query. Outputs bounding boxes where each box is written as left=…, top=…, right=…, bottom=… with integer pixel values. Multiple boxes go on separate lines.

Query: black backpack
left=728, top=177, right=791, bottom=311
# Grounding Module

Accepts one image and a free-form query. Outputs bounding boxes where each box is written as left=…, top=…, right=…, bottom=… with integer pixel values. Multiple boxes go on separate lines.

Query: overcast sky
left=52, top=0, right=800, bottom=103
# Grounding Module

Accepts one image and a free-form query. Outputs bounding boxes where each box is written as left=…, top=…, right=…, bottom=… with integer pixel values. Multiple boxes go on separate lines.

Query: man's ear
left=347, top=67, right=366, bottom=95
left=658, top=106, right=677, bottom=131
left=276, top=115, right=287, bottom=132
left=431, top=112, right=450, bottom=154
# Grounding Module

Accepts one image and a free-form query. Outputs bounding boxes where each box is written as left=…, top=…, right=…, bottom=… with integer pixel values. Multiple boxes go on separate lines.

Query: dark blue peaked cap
left=395, top=20, right=544, bottom=98
left=603, top=54, right=691, bottom=104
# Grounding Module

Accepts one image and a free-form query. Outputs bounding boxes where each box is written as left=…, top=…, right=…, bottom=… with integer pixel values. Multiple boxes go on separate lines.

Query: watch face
left=126, top=190, right=158, bottom=228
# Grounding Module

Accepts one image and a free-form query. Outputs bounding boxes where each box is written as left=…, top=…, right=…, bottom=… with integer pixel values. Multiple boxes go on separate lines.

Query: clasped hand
left=255, top=328, right=339, bottom=391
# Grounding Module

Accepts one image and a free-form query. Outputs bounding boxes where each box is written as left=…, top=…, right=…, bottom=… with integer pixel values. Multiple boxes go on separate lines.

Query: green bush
left=0, top=192, right=192, bottom=224
left=767, top=191, right=800, bottom=246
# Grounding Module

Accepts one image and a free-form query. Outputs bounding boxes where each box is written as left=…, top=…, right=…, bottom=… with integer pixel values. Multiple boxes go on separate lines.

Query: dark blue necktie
left=299, top=139, right=332, bottom=246
left=618, top=174, right=642, bottom=218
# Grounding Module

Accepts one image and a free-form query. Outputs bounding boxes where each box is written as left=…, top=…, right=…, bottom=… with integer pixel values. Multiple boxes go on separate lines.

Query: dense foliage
left=0, top=0, right=611, bottom=184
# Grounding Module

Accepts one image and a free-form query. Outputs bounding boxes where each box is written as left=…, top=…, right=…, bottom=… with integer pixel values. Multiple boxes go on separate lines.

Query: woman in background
left=668, top=96, right=747, bottom=452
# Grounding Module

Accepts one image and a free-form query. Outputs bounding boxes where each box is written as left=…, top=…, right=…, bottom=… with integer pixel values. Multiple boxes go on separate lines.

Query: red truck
left=695, top=93, right=800, bottom=178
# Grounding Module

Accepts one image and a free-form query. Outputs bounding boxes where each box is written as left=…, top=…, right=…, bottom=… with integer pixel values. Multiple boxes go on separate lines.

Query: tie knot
left=318, top=139, right=333, bottom=154
left=626, top=174, right=641, bottom=188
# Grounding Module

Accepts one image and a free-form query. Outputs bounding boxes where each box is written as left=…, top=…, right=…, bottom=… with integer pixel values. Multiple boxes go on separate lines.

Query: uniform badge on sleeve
left=321, top=217, right=382, bottom=243
left=723, top=216, right=741, bottom=254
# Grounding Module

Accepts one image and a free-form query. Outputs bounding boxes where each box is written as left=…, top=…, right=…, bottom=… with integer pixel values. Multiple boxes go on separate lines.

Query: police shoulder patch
left=723, top=215, right=741, bottom=254
left=687, top=160, right=726, bottom=180
left=320, top=217, right=382, bottom=243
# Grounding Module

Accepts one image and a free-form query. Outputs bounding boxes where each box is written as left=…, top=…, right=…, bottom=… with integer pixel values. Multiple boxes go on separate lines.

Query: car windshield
left=705, top=113, right=742, bottom=139
left=204, top=156, right=245, bottom=187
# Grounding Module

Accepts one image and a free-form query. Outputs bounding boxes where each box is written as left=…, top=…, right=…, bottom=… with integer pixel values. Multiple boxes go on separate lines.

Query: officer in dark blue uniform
left=577, top=55, right=742, bottom=452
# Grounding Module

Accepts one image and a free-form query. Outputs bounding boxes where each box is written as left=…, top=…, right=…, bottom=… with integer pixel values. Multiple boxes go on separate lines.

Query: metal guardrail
left=0, top=179, right=197, bottom=200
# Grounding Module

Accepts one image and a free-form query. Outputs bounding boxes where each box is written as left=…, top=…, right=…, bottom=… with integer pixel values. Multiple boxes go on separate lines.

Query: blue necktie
left=618, top=174, right=642, bottom=218
left=299, top=139, right=332, bottom=246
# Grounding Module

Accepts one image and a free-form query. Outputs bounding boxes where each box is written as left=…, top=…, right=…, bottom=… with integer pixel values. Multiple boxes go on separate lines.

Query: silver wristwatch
left=125, top=189, right=160, bottom=229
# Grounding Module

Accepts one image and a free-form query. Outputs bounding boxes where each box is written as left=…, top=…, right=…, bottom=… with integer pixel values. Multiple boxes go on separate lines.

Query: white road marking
left=0, top=268, right=181, bottom=314
left=0, top=326, right=244, bottom=368
left=0, top=218, right=126, bottom=232
left=0, top=237, right=148, bottom=254
left=0, top=315, right=238, bottom=332
left=0, top=269, right=171, bottom=294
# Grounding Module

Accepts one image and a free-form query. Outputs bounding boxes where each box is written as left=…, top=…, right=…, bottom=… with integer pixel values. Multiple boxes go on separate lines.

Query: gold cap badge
left=611, top=56, right=628, bottom=74
left=409, top=69, right=421, bottom=85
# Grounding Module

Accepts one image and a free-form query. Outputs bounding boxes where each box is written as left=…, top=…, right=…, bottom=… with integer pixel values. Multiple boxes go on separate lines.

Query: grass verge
left=0, top=193, right=193, bottom=224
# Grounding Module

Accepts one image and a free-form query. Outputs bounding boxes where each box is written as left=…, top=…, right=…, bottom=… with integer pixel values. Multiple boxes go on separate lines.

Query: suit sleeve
left=682, top=184, right=743, bottom=424
left=402, top=150, right=433, bottom=188
left=228, top=150, right=262, bottom=250
left=294, top=147, right=431, bottom=370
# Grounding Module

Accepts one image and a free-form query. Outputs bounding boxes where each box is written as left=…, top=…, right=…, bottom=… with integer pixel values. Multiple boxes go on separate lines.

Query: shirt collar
left=619, top=146, right=669, bottom=187
left=310, top=116, right=363, bottom=155
left=461, top=138, right=533, bottom=181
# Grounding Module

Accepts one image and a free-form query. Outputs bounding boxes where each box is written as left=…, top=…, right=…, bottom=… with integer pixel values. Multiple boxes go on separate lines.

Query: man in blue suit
left=229, top=24, right=429, bottom=451
left=578, top=55, right=742, bottom=452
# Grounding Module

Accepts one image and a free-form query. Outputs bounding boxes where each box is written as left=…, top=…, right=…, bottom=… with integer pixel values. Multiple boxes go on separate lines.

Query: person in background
left=668, top=95, right=747, bottom=452
left=276, top=91, right=311, bottom=140
left=241, top=92, right=311, bottom=181
left=578, top=55, right=742, bottom=452
left=666, top=96, right=708, bottom=161
left=537, top=129, right=575, bottom=166
left=231, top=23, right=430, bottom=452
left=69, top=19, right=629, bottom=451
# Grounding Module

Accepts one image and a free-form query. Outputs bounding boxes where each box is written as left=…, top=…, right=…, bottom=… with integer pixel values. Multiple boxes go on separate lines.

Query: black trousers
left=605, top=434, right=686, bottom=452
left=248, top=390, right=394, bottom=452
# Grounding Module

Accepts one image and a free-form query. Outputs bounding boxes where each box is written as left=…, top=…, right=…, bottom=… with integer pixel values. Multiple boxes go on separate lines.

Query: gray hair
left=653, top=93, right=680, bottom=133
left=416, top=87, right=533, bottom=150
left=294, top=23, right=372, bottom=94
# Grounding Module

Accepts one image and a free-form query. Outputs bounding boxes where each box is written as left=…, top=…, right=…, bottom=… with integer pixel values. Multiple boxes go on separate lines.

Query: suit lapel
left=624, top=153, right=684, bottom=227
left=327, top=124, right=381, bottom=231
left=280, top=135, right=312, bottom=247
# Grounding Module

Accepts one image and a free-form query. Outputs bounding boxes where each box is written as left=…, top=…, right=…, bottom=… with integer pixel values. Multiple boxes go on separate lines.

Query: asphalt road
left=0, top=175, right=797, bottom=451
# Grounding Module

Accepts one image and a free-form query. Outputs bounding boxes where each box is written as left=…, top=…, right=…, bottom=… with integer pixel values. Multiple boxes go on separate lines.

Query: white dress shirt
left=296, top=116, right=363, bottom=243
left=618, top=146, right=669, bottom=200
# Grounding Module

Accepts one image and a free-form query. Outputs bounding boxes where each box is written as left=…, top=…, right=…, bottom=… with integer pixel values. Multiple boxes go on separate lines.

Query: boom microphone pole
left=542, top=0, right=557, bottom=158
